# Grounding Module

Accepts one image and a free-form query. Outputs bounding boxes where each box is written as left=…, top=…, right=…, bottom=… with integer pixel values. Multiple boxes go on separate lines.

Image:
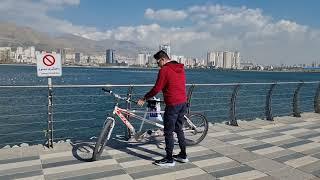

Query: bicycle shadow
left=105, top=135, right=166, bottom=161
left=70, top=141, right=96, bottom=162
left=70, top=136, right=167, bottom=162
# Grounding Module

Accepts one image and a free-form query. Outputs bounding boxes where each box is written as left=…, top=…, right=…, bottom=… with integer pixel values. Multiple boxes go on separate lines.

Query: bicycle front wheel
left=184, top=112, right=208, bottom=146
left=92, top=119, right=114, bottom=161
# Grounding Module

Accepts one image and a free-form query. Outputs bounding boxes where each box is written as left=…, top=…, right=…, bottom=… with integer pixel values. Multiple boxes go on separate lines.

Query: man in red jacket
left=137, top=50, right=188, bottom=167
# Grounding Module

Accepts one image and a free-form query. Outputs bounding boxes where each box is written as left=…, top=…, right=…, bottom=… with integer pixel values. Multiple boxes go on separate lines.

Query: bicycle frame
left=111, top=104, right=164, bottom=135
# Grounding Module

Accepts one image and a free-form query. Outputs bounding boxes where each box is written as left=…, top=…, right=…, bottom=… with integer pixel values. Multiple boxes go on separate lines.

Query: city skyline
left=0, top=0, right=320, bottom=65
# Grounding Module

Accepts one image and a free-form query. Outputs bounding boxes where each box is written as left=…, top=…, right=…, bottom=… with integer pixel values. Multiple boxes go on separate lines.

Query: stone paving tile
left=124, top=164, right=162, bottom=174
left=305, top=124, right=320, bottom=130
left=311, top=152, right=320, bottom=159
left=298, top=161, right=320, bottom=173
left=270, top=137, right=302, bottom=146
left=309, top=136, right=320, bottom=142
left=252, top=132, right=284, bottom=140
left=300, top=147, right=320, bottom=155
left=245, top=158, right=288, bottom=173
left=46, top=168, right=126, bottom=180
left=261, top=135, right=297, bottom=144
left=214, top=134, right=244, bottom=142
left=201, top=161, right=241, bottom=173
left=227, top=138, right=258, bottom=145
left=236, top=128, right=270, bottom=136
left=264, top=149, right=297, bottom=159
left=210, top=145, right=247, bottom=155
left=199, top=137, right=227, bottom=148
left=0, top=170, right=43, bottom=180
left=189, top=152, right=223, bottom=162
left=129, top=163, right=201, bottom=179
left=268, top=166, right=316, bottom=180
left=245, top=143, right=274, bottom=152
left=273, top=152, right=305, bottom=163
left=0, top=155, right=39, bottom=165
left=209, top=164, right=255, bottom=178
left=218, top=170, right=268, bottom=180
left=291, top=131, right=320, bottom=139
left=235, top=140, right=266, bottom=149
left=290, top=121, right=316, bottom=127
left=227, top=151, right=264, bottom=163
left=177, top=173, right=217, bottom=180
left=289, top=142, right=320, bottom=152
left=192, top=156, right=235, bottom=168
left=187, top=149, right=220, bottom=158
left=279, top=139, right=314, bottom=149
left=312, top=169, right=320, bottom=178
left=282, top=128, right=311, bottom=135
left=284, top=156, right=319, bottom=168
left=272, top=126, right=300, bottom=133
left=254, top=176, right=278, bottom=180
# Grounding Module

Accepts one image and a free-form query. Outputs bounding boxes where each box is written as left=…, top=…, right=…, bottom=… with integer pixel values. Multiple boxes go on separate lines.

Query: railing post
left=314, top=83, right=320, bottom=113
left=186, top=84, right=196, bottom=115
left=47, top=77, right=54, bottom=148
left=125, top=86, right=133, bottom=140
left=228, top=85, right=240, bottom=126
left=293, top=82, right=304, bottom=117
left=266, top=83, right=277, bottom=121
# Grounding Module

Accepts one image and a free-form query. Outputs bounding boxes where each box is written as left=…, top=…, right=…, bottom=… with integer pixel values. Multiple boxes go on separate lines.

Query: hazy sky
left=1, top=0, right=320, bottom=65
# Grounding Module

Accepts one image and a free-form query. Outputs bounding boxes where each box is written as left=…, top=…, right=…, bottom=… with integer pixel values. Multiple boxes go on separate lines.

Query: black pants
left=163, top=102, right=187, bottom=160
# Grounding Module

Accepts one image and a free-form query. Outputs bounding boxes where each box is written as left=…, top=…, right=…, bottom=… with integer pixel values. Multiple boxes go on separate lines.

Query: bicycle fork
left=106, top=117, right=116, bottom=140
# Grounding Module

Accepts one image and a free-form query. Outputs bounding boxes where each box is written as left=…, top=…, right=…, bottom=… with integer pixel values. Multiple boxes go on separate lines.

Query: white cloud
left=42, top=0, right=80, bottom=6
left=144, top=8, right=187, bottom=21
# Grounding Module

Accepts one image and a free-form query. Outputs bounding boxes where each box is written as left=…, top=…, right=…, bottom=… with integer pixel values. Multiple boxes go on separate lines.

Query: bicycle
left=92, top=88, right=209, bottom=161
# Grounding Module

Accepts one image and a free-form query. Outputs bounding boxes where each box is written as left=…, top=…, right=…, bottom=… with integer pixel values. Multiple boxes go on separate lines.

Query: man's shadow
left=70, top=135, right=166, bottom=162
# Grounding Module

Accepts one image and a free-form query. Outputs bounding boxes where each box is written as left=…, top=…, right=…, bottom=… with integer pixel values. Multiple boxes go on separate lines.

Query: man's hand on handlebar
left=137, top=98, right=145, bottom=107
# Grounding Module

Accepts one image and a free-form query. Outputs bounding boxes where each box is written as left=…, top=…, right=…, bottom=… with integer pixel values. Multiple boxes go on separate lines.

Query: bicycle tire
left=184, top=112, right=209, bottom=146
left=92, top=119, right=114, bottom=161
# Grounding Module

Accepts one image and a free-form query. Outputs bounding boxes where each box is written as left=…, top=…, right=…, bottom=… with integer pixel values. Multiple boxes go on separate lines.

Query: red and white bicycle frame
left=112, top=105, right=165, bottom=135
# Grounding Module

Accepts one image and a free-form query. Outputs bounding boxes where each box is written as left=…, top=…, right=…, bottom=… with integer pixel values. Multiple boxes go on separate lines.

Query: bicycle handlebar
left=102, top=88, right=138, bottom=103
left=102, top=88, right=164, bottom=104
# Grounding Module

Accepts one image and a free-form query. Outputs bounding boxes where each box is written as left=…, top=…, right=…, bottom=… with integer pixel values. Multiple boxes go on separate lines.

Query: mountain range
left=0, top=22, right=151, bottom=57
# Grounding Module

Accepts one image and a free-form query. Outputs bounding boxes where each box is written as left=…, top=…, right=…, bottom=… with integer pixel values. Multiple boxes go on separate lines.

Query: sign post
left=37, top=53, right=62, bottom=148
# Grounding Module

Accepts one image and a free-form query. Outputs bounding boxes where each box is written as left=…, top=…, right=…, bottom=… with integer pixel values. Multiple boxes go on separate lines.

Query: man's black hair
left=153, top=50, right=169, bottom=60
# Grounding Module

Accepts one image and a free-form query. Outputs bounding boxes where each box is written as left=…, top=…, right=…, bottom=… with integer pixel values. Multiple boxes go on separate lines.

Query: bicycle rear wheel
left=183, top=112, right=208, bottom=146
left=92, top=119, right=114, bottom=161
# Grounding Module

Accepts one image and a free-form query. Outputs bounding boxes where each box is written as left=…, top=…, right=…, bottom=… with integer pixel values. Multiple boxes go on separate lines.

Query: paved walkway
left=0, top=113, right=320, bottom=179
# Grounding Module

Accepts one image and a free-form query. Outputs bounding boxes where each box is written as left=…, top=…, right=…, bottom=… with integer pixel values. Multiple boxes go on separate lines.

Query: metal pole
left=266, top=83, right=277, bottom=121
left=228, top=85, right=240, bottom=126
left=125, top=86, right=133, bottom=140
left=314, top=83, right=320, bottom=113
left=186, top=84, right=196, bottom=115
left=293, top=82, right=304, bottom=117
left=47, top=77, right=53, bottom=148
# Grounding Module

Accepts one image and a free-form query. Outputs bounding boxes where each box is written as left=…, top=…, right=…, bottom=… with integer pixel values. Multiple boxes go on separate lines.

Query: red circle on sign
left=43, top=54, right=55, bottom=66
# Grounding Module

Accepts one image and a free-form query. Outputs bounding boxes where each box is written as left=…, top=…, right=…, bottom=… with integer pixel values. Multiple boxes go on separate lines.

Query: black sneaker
left=173, top=154, right=189, bottom=163
left=153, top=157, right=175, bottom=167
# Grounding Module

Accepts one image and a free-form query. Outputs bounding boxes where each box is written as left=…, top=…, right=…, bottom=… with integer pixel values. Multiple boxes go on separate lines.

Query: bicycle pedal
left=134, top=131, right=147, bottom=141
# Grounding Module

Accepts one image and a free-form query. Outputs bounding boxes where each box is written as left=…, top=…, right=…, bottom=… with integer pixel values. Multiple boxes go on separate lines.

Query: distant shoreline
left=0, top=63, right=319, bottom=73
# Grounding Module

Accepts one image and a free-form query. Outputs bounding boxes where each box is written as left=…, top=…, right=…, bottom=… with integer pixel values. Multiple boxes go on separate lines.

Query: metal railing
left=0, top=81, right=319, bottom=148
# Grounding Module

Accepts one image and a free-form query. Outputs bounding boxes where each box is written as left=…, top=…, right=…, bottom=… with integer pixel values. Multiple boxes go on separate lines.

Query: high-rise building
left=232, top=52, right=241, bottom=69
left=216, top=51, right=224, bottom=68
left=223, top=51, right=232, bottom=68
left=0, top=47, right=11, bottom=63
left=159, top=44, right=171, bottom=58
left=106, top=49, right=115, bottom=64
left=207, top=52, right=216, bottom=67
left=75, top=52, right=81, bottom=63
left=137, top=53, right=145, bottom=65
